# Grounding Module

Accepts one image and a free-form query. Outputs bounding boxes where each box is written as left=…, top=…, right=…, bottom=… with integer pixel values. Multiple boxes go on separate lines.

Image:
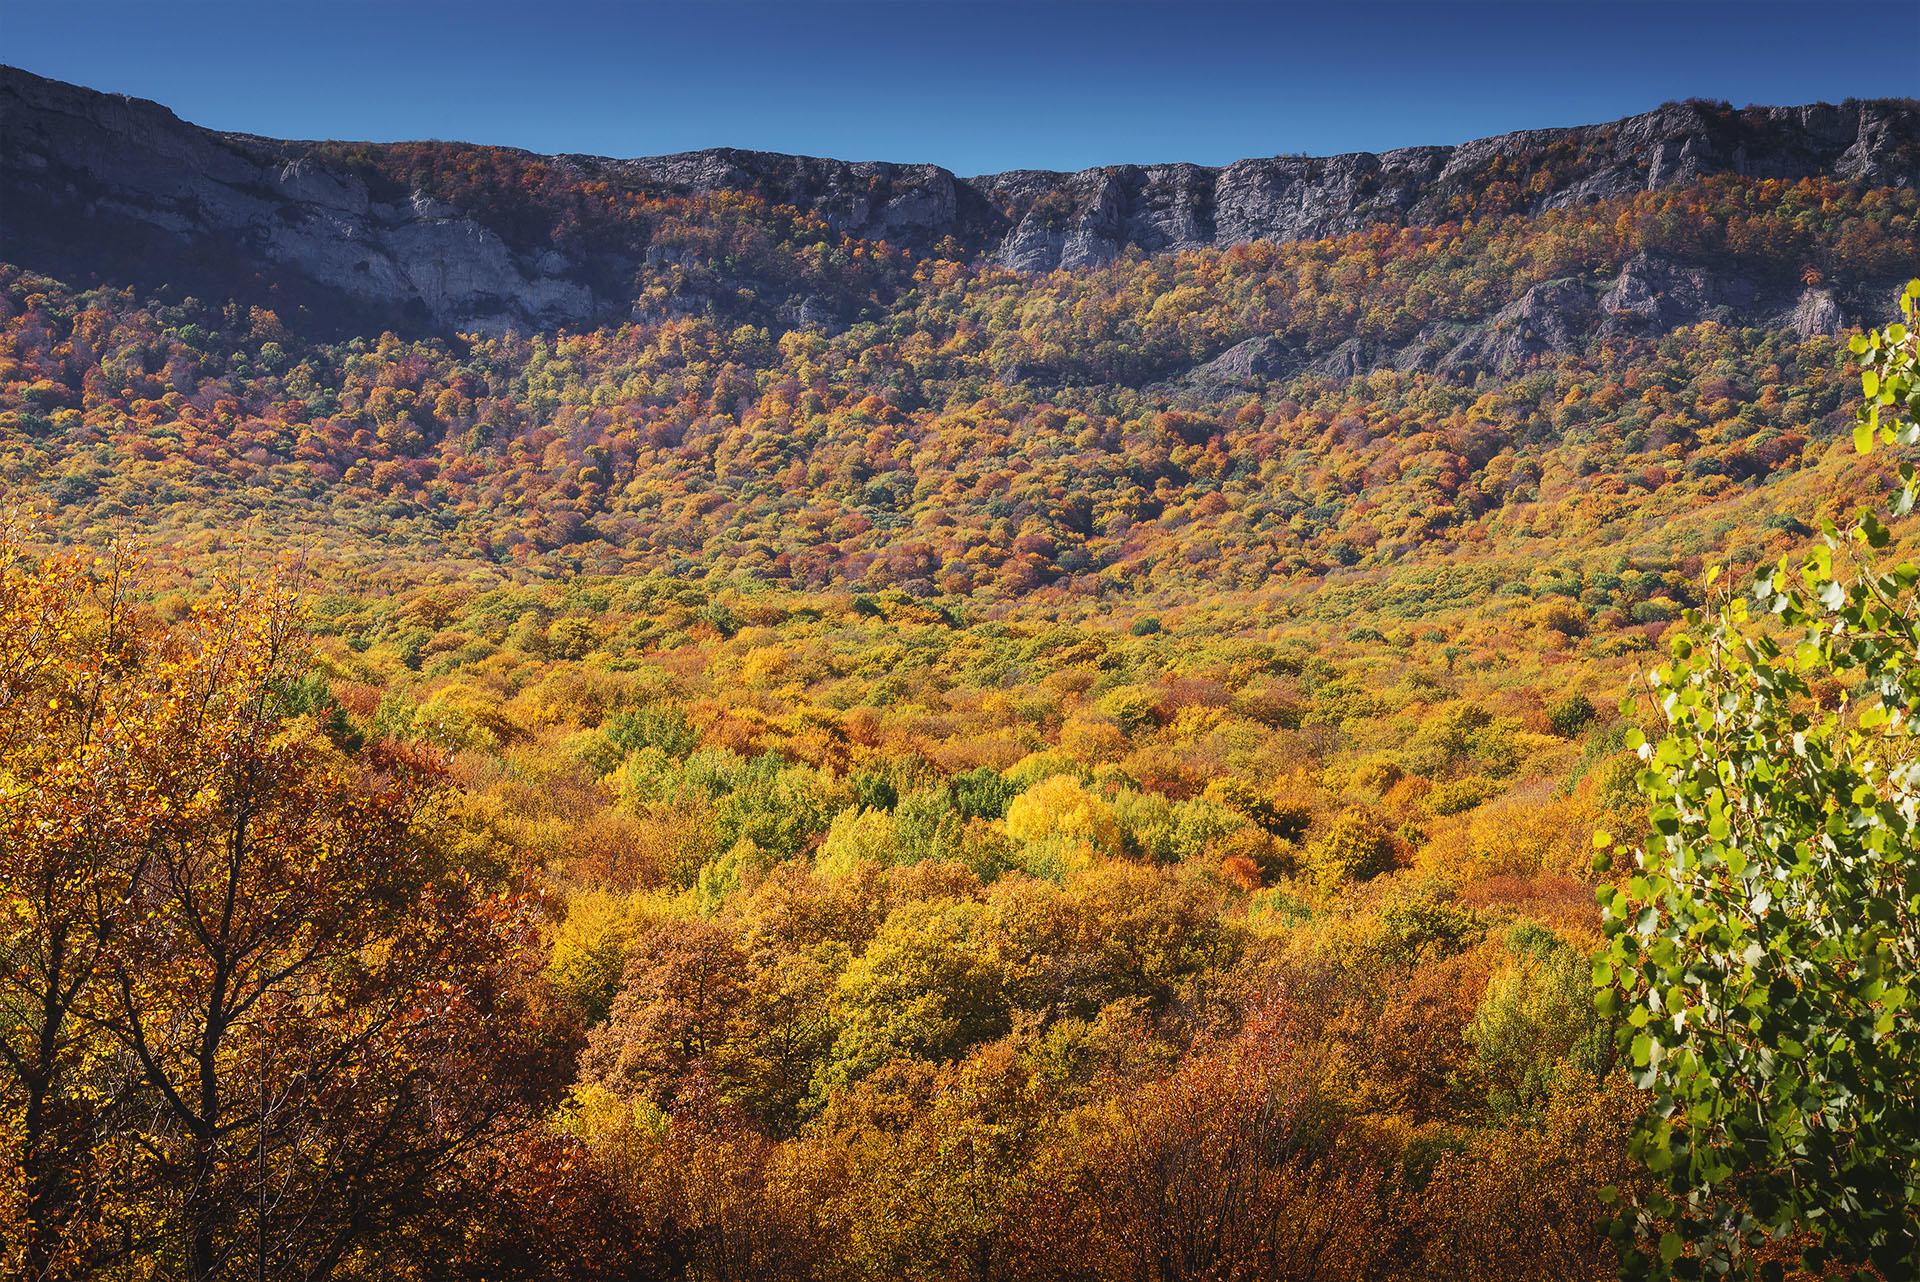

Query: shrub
left=1546, top=693, right=1596, bottom=737
left=1423, top=776, right=1492, bottom=817
left=816, top=806, right=903, bottom=878
left=1466, top=930, right=1602, bottom=1119
left=1096, top=686, right=1161, bottom=735
left=946, top=766, right=1018, bottom=821
left=1304, top=809, right=1396, bottom=888
left=1004, top=775, right=1123, bottom=857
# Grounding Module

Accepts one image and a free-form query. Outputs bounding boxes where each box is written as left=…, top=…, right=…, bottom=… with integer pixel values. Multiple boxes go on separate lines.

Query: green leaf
left=1861, top=511, right=1890, bottom=548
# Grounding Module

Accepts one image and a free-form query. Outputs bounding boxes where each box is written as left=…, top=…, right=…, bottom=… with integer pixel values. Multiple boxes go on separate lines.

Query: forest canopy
left=3, top=93, right=1919, bottom=1282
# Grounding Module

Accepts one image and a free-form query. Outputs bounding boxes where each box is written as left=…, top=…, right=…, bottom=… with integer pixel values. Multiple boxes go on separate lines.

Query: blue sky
left=6, top=1, right=1907, bottom=173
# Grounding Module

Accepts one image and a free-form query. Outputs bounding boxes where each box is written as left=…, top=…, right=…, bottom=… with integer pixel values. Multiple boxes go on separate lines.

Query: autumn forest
left=2, top=61, right=1918, bottom=1282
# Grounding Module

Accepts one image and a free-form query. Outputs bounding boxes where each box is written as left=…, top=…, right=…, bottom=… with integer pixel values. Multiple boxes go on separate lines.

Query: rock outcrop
left=3, top=65, right=1916, bottom=340
left=1596, top=252, right=1755, bottom=337
left=2, top=67, right=609, bottom=332
left=1436, top=279, right=1597, bottom=375
left=1790, top=287, right=1846, bottom=339
left=1173, top=335, right=1303, bottom=393
left=972, top=98, right=1918, bottom=272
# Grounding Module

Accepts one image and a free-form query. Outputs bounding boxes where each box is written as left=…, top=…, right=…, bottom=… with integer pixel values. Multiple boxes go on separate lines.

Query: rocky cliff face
left=2, top=68, right=612, bottom=333
left=4, top=65, right=1916, bottom=345
left=976, top=99, right=1919, bottom=272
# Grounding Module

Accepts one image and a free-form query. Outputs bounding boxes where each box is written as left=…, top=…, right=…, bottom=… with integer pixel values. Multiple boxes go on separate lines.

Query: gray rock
left=792, top=294, right=837, bottom=329
left=1393, top=324, right=1471, bottom=374
left=1311, top=338, right=1383, bottom=380
left=4, top=65, right=1915, bottom=334
left=1, top=66, right=604, bottom=333
left=1439, top=279, right=1595, bottom=375
left=1790, top=287, right=1846, bottom=339
left=1170, top=335, right=1302, bottom=394
left=1598, top=252, right=1732, bottom=335
left=1576, top=251, right=1777, bottom=345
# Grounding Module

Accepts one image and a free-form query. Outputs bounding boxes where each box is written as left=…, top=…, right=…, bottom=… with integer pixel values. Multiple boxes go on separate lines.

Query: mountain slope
left=3, top=70, right=1918, bottom=611
left=4, top=65, right=1915, bottom=336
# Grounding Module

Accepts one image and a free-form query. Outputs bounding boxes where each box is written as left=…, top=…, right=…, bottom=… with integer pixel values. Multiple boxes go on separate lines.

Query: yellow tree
left=0, top=522, right=142, bottom=1280
left=101, top=580, right=565, bottom=1281
left=0, top=521, right=566, bottom=1281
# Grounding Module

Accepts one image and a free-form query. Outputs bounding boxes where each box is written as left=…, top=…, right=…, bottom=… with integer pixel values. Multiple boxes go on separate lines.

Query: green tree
left=818, top=899, right=1010, bottom=1093
left=1304, top=808, right=1396, bottom=888
left=1596, top=282, right=1920, bottom=1279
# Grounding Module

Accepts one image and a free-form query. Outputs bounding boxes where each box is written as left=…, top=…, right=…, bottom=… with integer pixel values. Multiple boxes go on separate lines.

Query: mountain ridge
left=5, top=65, right=1917, bottom=337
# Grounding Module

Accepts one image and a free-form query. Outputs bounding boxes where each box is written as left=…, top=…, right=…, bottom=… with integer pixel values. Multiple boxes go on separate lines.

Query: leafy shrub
left=1546, top=693, right=1597, bottom=737
left=1304, top=808, right=1396, bottom=888
left=1005, top=775, right=1123, bottom=857
left=1423, top=776, right=1493, bottom=817
left=816, top=806, right=903, bottom=878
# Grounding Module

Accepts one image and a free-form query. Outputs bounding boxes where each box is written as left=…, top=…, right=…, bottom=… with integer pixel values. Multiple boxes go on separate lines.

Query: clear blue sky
left=6, top=1, right=1908, bottom=174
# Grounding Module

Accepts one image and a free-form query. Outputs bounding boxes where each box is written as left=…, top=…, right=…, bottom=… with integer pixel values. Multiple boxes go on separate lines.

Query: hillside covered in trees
left=2, top=68, right=1917, bottom=1282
